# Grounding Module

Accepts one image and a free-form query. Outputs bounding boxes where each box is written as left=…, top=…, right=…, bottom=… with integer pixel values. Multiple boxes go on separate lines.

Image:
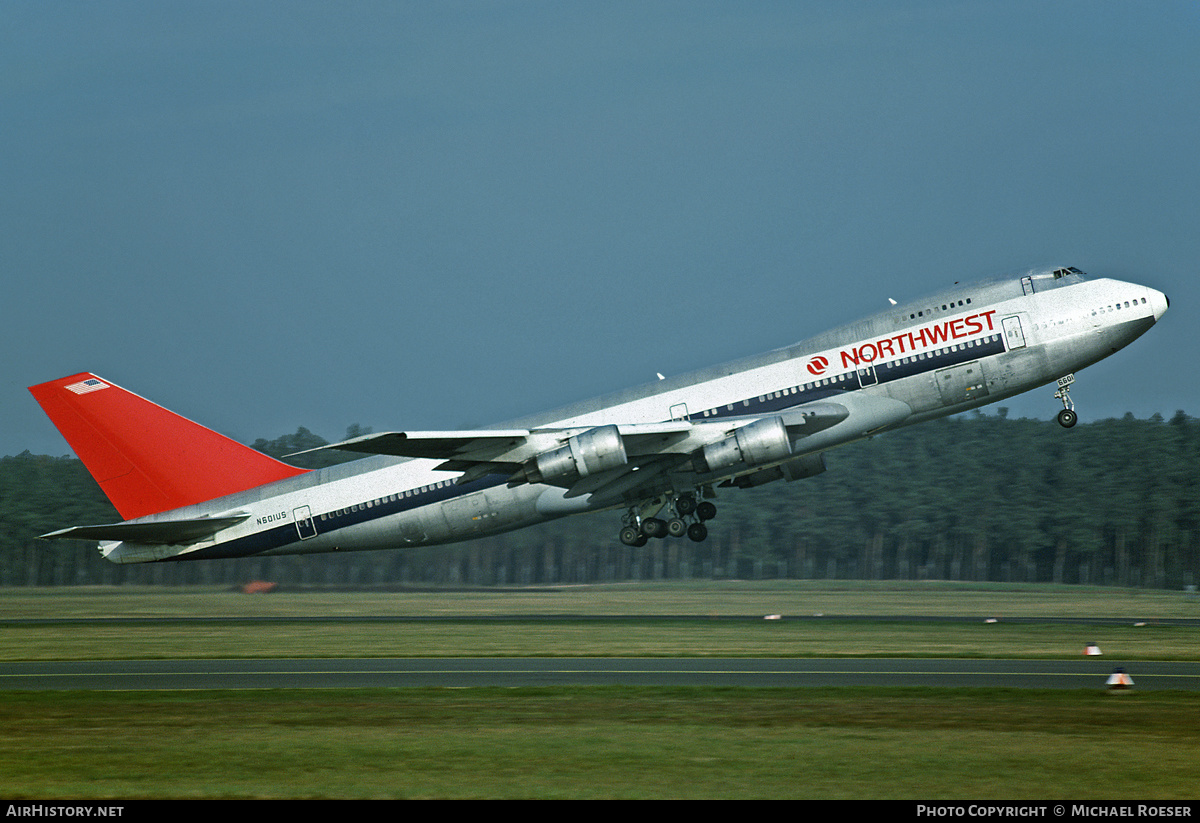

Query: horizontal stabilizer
left=40, top=513, right=251, bottom=545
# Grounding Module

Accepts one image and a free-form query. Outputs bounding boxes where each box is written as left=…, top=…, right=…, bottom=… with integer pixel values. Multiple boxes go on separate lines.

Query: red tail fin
left=29, top=373, right=308, bottom=520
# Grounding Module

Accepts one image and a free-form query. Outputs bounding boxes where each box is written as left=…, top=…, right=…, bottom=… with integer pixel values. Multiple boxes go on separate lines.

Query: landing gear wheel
left=667, top=518, right=688, bottom=538
left=620, top=526, right=643, bottom=546
left=687, top=522, right=708, bottom=542
left=675, top=495, right=697, bottom=516
left=696, top=501, right=717, bottom=521
left=641, top=517, right=668, bottom=539
left=1057, top=408, right=1078, bottom=428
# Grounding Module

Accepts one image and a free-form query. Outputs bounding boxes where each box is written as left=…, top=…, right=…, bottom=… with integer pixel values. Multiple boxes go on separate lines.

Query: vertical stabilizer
left=29, top=373, right=308, bottom=519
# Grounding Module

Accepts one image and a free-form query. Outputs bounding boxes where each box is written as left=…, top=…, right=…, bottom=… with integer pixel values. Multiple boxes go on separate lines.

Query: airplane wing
left=322, top=422, right=695, bottom=464
left=40, top=513, right=251, bottom=545
left=304, top=397, right=900, bottom=503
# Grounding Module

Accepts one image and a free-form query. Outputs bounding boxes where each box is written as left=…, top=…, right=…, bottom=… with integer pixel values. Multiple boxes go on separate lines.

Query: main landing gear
left=619, top=492, right=716, bottom=546
left=1054, top=373, right=1078, bottom=428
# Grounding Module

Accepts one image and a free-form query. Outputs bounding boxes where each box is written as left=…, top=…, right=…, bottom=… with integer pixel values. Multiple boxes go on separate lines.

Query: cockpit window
left=1021, top=266, right=1088, bottom=295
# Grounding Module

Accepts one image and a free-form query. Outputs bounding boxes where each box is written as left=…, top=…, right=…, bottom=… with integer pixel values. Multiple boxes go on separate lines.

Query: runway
left=2, top=657, right=1197, bottom=690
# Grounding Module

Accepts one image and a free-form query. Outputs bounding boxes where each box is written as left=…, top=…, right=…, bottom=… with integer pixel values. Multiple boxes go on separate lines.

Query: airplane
left=30, top=265, right=1168, bottom=564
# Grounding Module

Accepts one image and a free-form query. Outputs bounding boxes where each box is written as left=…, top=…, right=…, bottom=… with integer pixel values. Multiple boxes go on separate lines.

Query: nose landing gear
left=1054, top=374, right=1078, bottom=428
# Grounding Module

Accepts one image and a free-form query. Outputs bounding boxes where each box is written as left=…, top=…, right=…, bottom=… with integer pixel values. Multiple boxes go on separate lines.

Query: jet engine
left=724, top=452, right=827, bottom=488
left=522, top=424, right=628, bottom=484
left=696, top=415, right=792, bottom=474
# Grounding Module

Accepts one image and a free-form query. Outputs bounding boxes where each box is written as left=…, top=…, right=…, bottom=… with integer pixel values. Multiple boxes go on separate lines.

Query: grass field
left=5, top=616, right=1200, bottom=662
left=3, top=580, right=1198, bottom=662
left=2, top=687, right=1199, bottom=799
left=6, top=579, right=1198, bottom=620
left=2, top=581, right=1198, bottom=799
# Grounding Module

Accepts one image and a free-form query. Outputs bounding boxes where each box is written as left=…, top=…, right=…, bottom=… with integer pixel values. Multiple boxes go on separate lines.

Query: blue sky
left=4, top=1, right=1197, bottom=457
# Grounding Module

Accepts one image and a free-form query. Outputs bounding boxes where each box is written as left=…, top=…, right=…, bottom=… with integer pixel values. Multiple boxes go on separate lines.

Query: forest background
left=3, top=409, right=1198, bottom=590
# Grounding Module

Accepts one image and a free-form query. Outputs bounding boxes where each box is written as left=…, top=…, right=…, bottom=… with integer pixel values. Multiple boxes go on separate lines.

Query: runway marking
left=2, top=665, right=1197, bottom=681
left=4, top=657, right=1197, bottom=693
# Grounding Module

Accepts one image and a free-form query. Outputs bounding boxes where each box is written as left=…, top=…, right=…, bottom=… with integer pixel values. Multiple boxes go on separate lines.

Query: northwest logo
left=806, top=356, right=829, bottom=376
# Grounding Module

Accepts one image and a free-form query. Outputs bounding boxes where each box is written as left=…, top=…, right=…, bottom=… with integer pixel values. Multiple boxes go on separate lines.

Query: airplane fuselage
left=40, top=267, right=1168, bottom=564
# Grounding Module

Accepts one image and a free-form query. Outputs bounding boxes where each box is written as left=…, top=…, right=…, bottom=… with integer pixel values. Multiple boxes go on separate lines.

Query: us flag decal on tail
left=65, top=378, right=109, bottom=394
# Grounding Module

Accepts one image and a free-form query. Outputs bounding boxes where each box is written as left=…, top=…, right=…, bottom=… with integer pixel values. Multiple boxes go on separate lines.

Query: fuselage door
left=1002, top=315, right=1026, bottom=350
left=670, top=403, right=689, bottom=421
left=294, top=506, right=318, bottom=540
left=856, top=363, right=878, bottom=388
left=1021, top=276, right=1035, bottom=296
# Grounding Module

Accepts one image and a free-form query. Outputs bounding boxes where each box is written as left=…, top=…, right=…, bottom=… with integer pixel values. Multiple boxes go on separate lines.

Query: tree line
left=2, top=411, right=1198, bottom=589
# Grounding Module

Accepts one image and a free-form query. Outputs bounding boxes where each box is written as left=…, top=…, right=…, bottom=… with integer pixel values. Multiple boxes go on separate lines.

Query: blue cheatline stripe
left=693, top=333, right=1006, bottom=421
left=171, top=474, right=509, bottom=561
left=174, top=333, right=1008, bottom=561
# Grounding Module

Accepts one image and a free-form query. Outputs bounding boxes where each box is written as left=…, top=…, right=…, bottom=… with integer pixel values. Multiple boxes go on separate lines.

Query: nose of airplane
left=1150, top=288, right=1170, bottom=321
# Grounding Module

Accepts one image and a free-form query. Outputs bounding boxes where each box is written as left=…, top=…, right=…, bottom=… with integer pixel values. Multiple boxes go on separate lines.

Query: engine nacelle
left=696, top=415, right=792, bottom=475
left=525, top=425, right=628, bottom=484
left=725, top=452, right=827, bottom=488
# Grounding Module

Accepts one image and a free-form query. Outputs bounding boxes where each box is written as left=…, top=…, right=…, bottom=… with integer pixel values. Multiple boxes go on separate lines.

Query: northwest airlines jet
left=31, top=266, right=1167, bottom=564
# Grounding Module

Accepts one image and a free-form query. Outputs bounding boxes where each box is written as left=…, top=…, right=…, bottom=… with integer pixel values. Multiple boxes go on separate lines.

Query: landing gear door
left=294, top=506, right=318, bottom=540
left=1002, top=316, right=1026, bottom=350
left=935, top=361, right=989, bottom=406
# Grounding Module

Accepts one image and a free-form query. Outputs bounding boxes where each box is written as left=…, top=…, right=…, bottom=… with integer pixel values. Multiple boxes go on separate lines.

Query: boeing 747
left=30, top=266, right=1168, bottom=563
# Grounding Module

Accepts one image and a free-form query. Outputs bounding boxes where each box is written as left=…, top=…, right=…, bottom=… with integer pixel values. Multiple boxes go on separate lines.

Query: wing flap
left=315, top=430, right=534, bottom=461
